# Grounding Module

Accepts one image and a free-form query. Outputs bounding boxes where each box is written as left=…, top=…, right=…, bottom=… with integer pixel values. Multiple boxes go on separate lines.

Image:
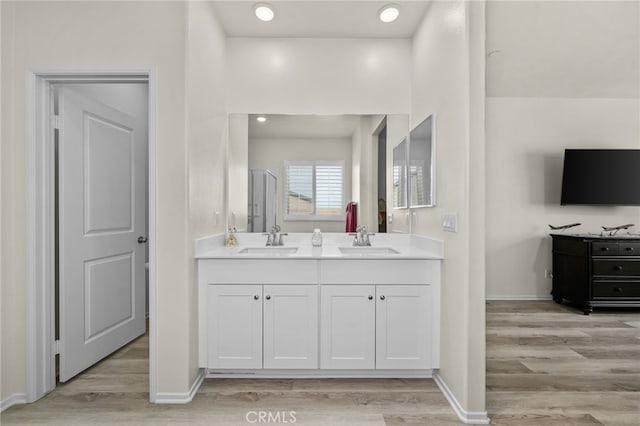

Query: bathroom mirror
left=392, top=138, right=408, bottom=209
left=409, top=114, right=435, bottom=208
left=228, top=113, right=409, bottom=233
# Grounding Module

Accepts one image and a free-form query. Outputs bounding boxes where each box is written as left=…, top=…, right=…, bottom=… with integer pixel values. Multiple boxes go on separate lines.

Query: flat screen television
left=561, top=149, right=640, bottom=205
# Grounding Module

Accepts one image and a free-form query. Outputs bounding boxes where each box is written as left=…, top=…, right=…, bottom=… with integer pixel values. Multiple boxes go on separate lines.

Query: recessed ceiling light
left=256, top=116, right=267, bottom=123
left=379, top=4, right=400, bottom=23
left=254, top=3, right=275, bottom=22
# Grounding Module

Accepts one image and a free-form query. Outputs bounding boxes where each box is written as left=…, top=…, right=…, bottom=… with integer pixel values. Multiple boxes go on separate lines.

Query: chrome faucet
left=263, top=225, right=287, bottom=246
left=350, top=225, right=375, bottom=247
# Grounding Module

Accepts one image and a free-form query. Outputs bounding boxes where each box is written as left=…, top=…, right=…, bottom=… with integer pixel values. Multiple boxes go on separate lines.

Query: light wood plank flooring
left=2, top=301, right=639, bottom=425
left=487, top=300, right=640, bottom=426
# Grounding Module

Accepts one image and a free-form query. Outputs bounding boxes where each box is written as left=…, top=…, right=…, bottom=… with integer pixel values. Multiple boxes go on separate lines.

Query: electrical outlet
left=545, top=269, right=553, bottom=279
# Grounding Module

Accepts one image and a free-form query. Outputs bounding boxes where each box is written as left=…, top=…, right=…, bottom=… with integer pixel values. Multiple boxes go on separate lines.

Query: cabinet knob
left=602, top=247, right=610, bottom=251
left=253, top=295, right=260, bottom=300
left=380, top=295, right=386, bottom=300
left=615, top=265, right=624, bottom=271
left=626, top=247, right=634, bottom=251
left=265, top=295, right=271, bottom=300
left=614, top=287, right=623, bottom=293
left=367, top=295, right=373, bottom=300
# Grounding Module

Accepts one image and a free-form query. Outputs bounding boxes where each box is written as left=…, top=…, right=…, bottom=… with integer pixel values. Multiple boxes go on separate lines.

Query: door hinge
left=53, top=340, right=61, bottom=355
left=51, top=115, right=61, bottom=130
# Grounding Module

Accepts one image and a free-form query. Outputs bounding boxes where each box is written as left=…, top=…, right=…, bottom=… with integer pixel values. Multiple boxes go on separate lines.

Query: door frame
left=24, top=69, right=158, bottom=402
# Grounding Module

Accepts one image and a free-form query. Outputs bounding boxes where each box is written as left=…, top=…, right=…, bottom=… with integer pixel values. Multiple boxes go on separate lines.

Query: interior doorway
left=53, top=83, right=149, bottom=383
left=25, top=71, right=157, bottom=403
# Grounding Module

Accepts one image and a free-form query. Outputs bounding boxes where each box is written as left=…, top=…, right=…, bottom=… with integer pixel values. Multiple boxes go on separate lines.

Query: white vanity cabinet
left=199, top=259, right=319, bottom=370
left=198, top=251, right=441, bottom=376
left=207, top=285, right=262, bottom=369
left=263, top=285, right=318, bottom=369
left=320, top=284, right=432, bottom=370
left=206, top=284, right=318, bottom=369
left=320, top=285, right=376, bottom=369
left=375, top=285, right=431, bottom=369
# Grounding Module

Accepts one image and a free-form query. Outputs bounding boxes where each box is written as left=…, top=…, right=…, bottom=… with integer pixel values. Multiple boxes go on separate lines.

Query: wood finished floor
left=487, top=301, right=640, bottom=426
left=2, top=301, right=639, bottom=425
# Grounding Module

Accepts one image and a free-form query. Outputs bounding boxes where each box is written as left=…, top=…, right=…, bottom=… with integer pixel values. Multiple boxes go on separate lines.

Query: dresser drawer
left=592, top=259, right=640, bottom=277
left=619, top=242, right=640, bottom=256
left=593, top=281, right=640, bottom=298
left=592, top=241, right=619, bottom=256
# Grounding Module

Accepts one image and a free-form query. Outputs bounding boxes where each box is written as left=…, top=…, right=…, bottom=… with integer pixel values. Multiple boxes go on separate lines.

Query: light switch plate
left=442, top=213, right=458, bottom=233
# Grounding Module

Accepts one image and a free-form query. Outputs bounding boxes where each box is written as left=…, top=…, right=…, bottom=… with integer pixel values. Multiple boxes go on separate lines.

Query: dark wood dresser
left=551, top=234, right=640, bottom=314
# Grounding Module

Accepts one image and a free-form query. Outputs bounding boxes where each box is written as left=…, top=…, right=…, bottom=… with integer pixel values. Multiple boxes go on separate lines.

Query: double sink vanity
left=196, top=232, right=443, bottom=377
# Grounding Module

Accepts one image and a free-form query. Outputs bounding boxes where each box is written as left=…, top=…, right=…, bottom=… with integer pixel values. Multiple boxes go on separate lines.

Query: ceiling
left=248, top=114, right=361, bottom=139
left=211, top=1, right=431, bottom=38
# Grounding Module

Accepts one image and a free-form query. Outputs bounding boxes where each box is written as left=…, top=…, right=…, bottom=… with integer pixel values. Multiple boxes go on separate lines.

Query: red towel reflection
left=345, top=202, right=358, bottom=233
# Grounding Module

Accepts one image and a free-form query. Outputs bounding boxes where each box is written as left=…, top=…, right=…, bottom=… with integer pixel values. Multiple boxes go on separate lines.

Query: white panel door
left=376, top=285, right=431, bottom=369
left=207, top=285, right=263, bottom=369
left=320, top=285, right=375, bottom=369
left=263, top=285, right=318, bottom=369
left=58, top=87, right=146, bottom=382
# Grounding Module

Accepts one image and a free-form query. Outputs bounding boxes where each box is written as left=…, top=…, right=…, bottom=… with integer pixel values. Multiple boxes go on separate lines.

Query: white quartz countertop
left=195, top=232, right=444, bottom=260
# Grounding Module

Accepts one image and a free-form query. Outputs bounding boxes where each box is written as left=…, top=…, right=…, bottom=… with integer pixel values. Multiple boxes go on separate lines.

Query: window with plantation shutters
left=284, top=160, right=345, bottom=221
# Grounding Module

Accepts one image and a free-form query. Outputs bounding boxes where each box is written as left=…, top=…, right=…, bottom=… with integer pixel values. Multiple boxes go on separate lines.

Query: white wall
left=249, top=137, right=353, bottom=233
left=1, top=0, right=227, bottom=401
left=485, top=1, right=640, bottom=298
left=410, top=0, right=486, bottom=414
left=185, top=0, right=228, bottom=390
left=226, top=38, right=411, bottom=114
left=486, top=98, right=640, bottom=297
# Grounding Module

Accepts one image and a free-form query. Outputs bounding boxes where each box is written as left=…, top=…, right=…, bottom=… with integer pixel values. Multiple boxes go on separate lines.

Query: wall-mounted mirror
left=227, top=113, right=409, bottom=233
left=393, top=138, right=408, bottom=209
left=409, top=114, right=435, bottom=208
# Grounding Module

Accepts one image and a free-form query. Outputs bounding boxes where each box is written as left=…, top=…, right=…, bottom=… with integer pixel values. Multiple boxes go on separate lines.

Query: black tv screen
left=561, top=149, right=640, bottom=205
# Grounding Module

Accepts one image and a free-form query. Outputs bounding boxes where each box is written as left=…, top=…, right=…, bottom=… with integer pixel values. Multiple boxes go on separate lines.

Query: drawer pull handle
left=626, top=247, right=634, bottom=251
left=615, top=265, right=624, bottom=271
left=613, top=287, right=623, bottom=293
left=253, top=295, right=260, bottom=300
left=602, top=247, right=610, bottom=251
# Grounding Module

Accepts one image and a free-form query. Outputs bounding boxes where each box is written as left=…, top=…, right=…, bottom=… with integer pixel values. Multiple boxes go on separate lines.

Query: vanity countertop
left=195, top=232, right=444, bottom=260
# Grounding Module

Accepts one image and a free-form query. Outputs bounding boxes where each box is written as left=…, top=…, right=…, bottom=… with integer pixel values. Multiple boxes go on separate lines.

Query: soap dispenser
left=311, top=229, right=323, bottom=247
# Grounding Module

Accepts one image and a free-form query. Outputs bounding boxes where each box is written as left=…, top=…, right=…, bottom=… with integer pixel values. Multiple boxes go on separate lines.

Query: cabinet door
left=263, top=285, right=318, bottom=369
left=376, top=285, right=431, bottom=369
left=320, top=285, right=375, bottom=369
left=207, top=285, right=262, bottom=369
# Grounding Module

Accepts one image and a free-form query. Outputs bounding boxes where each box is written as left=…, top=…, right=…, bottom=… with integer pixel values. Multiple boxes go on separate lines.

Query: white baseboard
left=433, top=372, right=490, bottom=425
left=1, top=393, right=27, bottom=412
left=206, top=369, right=432, bottom=379
left=486, top=295, right=552, bottom=301
left=154, top=369, right=205, bottom=404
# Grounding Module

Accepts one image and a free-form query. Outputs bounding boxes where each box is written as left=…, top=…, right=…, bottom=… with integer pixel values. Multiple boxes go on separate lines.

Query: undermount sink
left=238, top=247, right=299, bottom=255
left=339, top=247, right=400, bottom=255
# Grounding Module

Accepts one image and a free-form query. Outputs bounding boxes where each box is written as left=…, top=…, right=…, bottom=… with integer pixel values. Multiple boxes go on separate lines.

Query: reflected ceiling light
left=254, top=3, right=275, bottom=22
left=256, top=115, right=267, bottom=123
left=379, top=4, right=400, bottom=23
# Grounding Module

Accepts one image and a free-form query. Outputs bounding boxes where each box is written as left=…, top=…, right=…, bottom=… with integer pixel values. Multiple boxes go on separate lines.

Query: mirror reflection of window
left=393, top=138, right=408, bottom=209
left=284, top=160, right=345, bottom=220
left=409, top=115, right=434, bottom=208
